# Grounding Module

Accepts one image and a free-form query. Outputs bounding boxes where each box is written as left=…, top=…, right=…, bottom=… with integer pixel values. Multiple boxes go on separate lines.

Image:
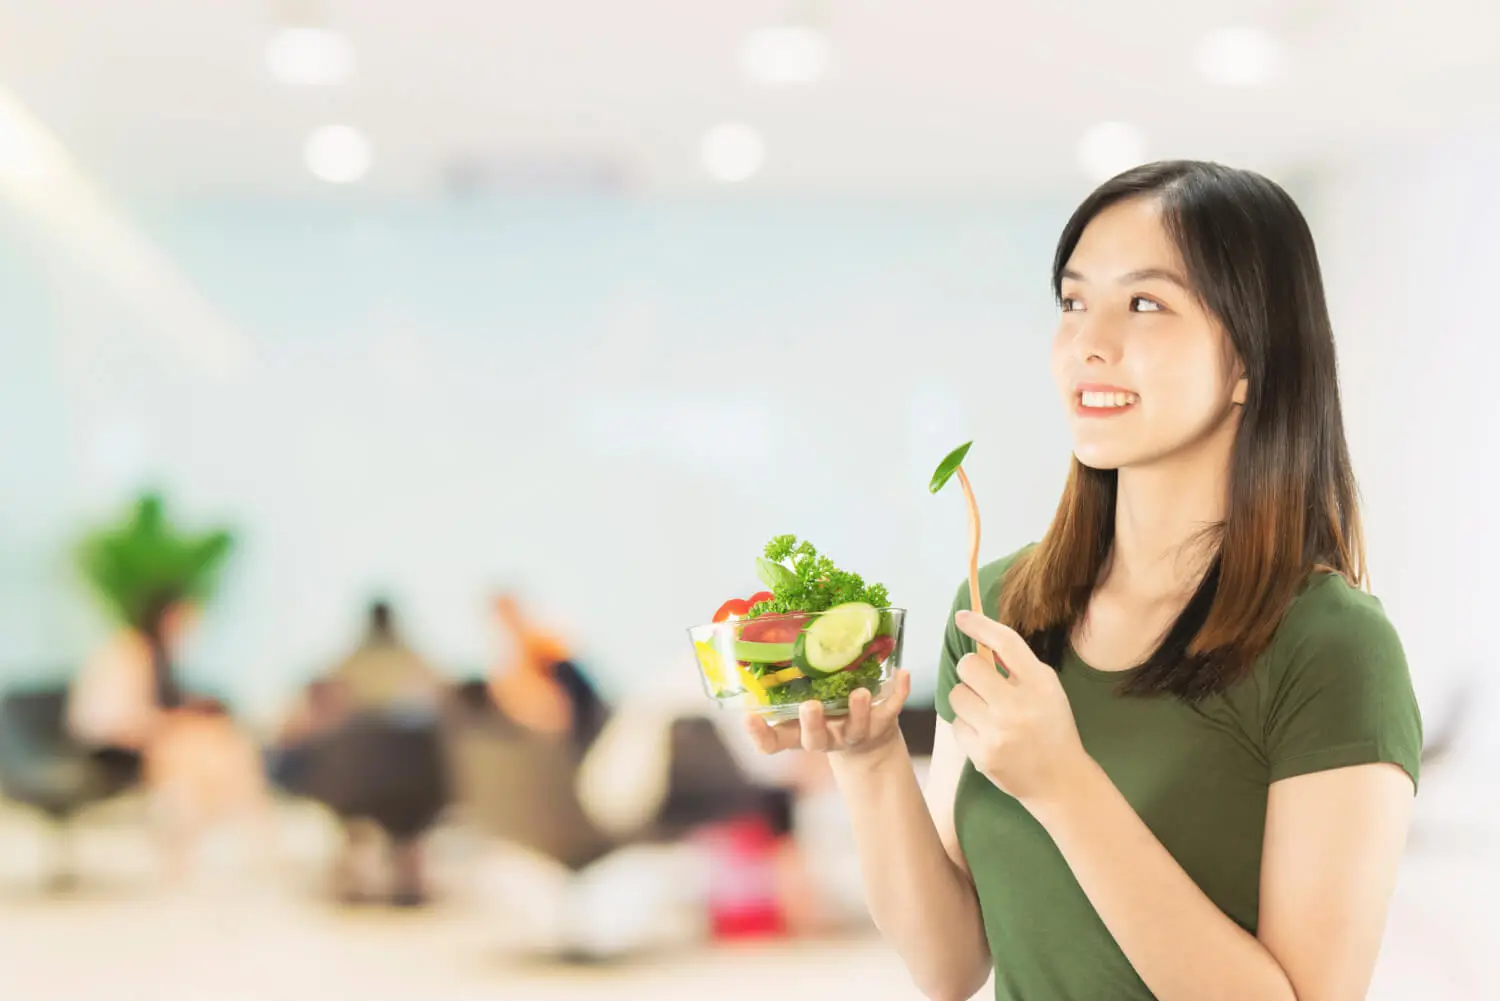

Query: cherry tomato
left=713, top=598, right=753, bottom=623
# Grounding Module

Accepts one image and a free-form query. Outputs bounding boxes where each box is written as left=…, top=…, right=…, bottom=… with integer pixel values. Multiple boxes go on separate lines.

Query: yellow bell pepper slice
left=694, top=640, right=727, bottom=695
left=696, top=640, right=800, bottom=705
left=735, top=662, right=770, bottom=705
left=764, top=665, right=805, bottom=687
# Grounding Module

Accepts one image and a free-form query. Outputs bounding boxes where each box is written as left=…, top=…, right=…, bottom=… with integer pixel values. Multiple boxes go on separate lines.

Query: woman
left=68, top=589, right=270, bottom=883
left=747, top=161, right=1422, bottom=1001
left=487, top=592, right=608, bottom=749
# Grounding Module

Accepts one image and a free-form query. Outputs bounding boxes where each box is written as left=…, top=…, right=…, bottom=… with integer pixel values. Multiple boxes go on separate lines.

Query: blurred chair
left=268, top=600, right=454, bottom=906
left=271, top=708, right=450, bottom=905
left=449, top=680, right=770, bottom=868
left=444, top=681, right=614, bottom=873
left=444, top=684, right=781, bottom=959
left=0, top=685, right=141, bottom=888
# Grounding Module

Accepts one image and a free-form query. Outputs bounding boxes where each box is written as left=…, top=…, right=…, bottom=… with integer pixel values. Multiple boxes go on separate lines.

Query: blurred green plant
left=75, top=492, right=235, bottom=629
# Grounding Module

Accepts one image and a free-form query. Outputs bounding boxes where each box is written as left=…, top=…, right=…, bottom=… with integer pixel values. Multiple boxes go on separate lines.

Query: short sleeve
left=933, top=578, right=975, bottom=723
left=1264, top=597, right=1423, bottom=790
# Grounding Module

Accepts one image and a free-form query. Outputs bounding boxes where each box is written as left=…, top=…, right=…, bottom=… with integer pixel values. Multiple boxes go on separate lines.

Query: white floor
left=0, top=892, right=920, bottom=1001
left=0, top=762, right=1493, bottom=1001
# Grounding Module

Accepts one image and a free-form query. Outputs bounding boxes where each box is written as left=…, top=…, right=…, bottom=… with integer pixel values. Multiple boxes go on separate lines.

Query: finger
left=956, top=611, right=1043, bottom=682
left=947, top=680, right=989, bottom=723
left=799, top=700, right=831, bottom=752
left=744, top=712, right=775, bottom=752
left=956, top=652, right=1011, bottom=702
left=988, top=622, right=1045, bottom=681
left=841, top=687, right=872, bottom=746
left=953, top=609, right=1011, bottom=653
left=745, top=712, right=800, bottom=754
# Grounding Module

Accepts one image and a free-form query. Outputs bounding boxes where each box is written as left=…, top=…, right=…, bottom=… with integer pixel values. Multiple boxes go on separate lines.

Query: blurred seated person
left=487, top=592, right=606, bottom=749
left=145, top=695, right=274, bottom=884
left=66, top=589, right=269, bottom=883
left=270, top=599, right=452, bottom=906
left=66, top=589, right=197, bottom=758
left=450, top=636, right=800, bottom=958
left=328, top=599, right=448, bottom=721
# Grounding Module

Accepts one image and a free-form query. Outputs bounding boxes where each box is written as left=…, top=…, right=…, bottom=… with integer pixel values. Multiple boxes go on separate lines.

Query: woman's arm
left=1258, top=763, right=1415, bottom=1000
left=1029, top=758, right=1413, bottom=1001
left=827, top=717, right=992, bottom=1001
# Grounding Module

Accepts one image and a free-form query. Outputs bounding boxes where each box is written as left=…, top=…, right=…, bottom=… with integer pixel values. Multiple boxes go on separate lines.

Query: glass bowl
left=687, top=606, right=905, bottom=723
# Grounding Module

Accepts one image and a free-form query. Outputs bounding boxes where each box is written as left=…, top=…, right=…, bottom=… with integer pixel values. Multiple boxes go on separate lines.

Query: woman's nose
left=1071, top=314, right=1122, bottom=365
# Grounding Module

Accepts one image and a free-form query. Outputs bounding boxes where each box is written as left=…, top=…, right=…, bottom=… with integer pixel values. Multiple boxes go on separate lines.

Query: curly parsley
left=748, top=534, right=889, bottom=617
left=764, top=659, right=884, bottom=706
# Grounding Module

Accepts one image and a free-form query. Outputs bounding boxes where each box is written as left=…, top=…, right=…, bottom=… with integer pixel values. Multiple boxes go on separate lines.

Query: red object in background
left=701, top=814, right=787, bottom=940
left=747, top=590, right=774, bottom=607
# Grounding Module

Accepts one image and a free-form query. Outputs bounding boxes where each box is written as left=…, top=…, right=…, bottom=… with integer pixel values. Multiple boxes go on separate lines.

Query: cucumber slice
left=733, top=639, right=797, bottom=664
left=800, top=602, right=880, bottom=676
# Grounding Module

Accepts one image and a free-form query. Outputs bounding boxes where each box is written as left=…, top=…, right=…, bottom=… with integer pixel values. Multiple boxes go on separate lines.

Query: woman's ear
left=1228, top=352, right=1249, bottom=405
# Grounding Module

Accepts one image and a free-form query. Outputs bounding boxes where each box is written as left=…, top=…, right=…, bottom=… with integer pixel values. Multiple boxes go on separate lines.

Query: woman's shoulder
left=1276, top=571, right=1401, bottom=655
left=1258, top=571, right=1410, bottom=699
left=1254, top=572, right=1423, bottom=788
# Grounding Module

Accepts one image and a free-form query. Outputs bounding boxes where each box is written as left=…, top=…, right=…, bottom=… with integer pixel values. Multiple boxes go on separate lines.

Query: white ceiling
left=0, top=0, right=1496, bottom=198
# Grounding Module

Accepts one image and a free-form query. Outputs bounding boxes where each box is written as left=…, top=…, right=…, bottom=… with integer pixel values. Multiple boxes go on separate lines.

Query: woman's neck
left=1105, top=458, right=1228, bottom=601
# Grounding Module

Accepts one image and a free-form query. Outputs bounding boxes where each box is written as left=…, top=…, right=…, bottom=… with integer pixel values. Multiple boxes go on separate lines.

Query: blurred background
left=0, top=1, right=1496, bottom=998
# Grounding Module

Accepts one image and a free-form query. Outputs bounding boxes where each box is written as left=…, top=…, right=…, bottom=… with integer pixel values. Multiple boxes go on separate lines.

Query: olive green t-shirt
left=933, top=548, right=1422, bottom=1001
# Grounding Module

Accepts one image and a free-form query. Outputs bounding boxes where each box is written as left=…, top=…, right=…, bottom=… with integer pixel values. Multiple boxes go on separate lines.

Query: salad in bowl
left=688, top=535, right=905, bottom=722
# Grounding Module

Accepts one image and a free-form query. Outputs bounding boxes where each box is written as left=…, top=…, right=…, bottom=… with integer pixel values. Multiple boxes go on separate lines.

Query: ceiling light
left=305, top=125, right=372, bottom=184
left=740, top=25, right=829, bottom=85
left=1077, top=122, right=1147, bottom=183
left=266, top=27, right=355, bottom=87
left=1193, top=27, right=1283, bottom=88
left=700, top=123, right=766, bottom=184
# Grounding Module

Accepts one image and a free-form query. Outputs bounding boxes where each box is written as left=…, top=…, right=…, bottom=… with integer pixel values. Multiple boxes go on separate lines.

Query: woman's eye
left=1060, top=297, right=1085, bottom=313
left=1130, top=296, right=1163, bottom=313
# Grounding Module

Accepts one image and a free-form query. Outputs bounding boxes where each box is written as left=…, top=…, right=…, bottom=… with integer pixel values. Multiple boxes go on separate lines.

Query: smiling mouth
left=1076, top=390, right=1139, bottom=412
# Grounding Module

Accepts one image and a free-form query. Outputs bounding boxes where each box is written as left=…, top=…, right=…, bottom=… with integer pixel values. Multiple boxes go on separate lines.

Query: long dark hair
left=1001, top=160, right=1364, bottom=701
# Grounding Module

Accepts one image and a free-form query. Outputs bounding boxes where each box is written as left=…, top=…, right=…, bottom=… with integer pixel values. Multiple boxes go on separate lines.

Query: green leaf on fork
left=928, top=440, right=973, bottom=494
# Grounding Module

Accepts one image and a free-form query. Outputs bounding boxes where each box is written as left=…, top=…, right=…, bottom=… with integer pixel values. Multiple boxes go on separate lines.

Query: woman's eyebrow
left=1059, top=266, right=1190, bottom=291
left=1119, top=267, right=1190, bottom=289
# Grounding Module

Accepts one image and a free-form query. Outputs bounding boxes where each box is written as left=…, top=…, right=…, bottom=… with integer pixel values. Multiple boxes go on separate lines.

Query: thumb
left=873, top=669, right=912, bottom=724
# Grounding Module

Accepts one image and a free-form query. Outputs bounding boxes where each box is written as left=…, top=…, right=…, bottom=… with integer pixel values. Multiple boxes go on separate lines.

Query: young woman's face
left=1051, top=197, right=1246, bottom=471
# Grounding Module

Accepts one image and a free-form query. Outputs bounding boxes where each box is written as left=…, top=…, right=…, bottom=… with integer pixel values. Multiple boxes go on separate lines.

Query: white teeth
left=1080, top=391, right=1136, bottom=409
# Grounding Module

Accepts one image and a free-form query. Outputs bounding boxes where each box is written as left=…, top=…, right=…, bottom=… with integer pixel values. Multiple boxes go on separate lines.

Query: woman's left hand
left=950, top=609, right=1094, bottom=809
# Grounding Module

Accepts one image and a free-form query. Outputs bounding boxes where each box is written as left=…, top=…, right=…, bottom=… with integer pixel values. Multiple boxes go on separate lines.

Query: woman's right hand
left=745, top=669, right=911, bottom=756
